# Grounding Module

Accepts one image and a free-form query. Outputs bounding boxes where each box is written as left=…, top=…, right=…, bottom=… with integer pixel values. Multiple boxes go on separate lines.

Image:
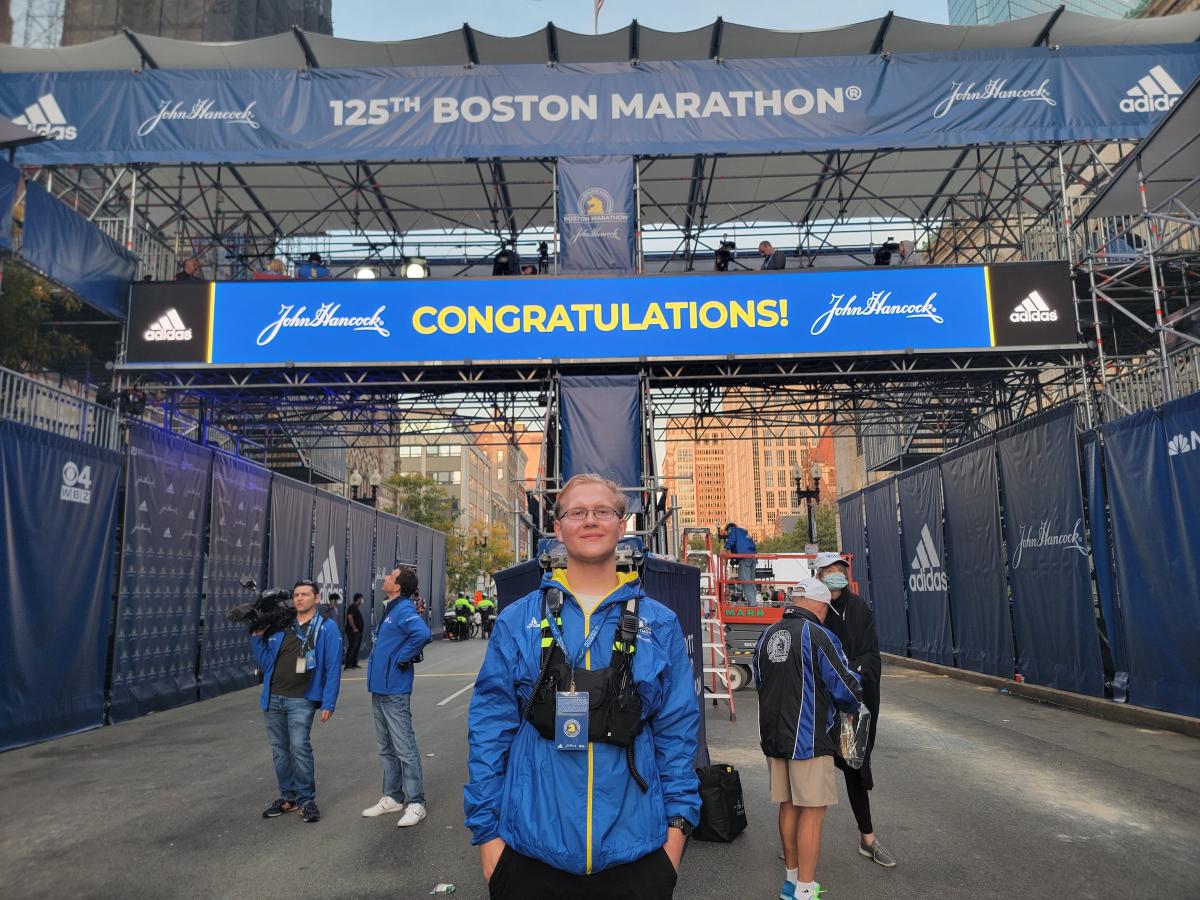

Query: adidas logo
left=317, top=545, right=341, bottom=593
left=144, top=309, right=193, bottom=342
left=1120, top=65, right=1183, bottom=114
left=526, top=616, right=540, bottom=629
left=1167, top=430, right=1200, bottom=456
left=908, top=523, right=948, bottom=593
left=1009, top=290, right=1058, bottom=324
left=11, top=93, right=77, bottom=140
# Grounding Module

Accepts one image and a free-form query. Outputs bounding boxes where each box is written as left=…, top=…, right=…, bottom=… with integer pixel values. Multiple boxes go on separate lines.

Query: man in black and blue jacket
left=362, top=566, right=432, bottom=828
left=753, top=577, right=863, bottom=900
left=250, top=580, right=342, bottom=824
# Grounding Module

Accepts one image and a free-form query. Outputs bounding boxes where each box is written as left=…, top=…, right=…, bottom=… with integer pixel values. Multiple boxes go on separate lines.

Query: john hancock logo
left=562, top=187, right=629, bottom=245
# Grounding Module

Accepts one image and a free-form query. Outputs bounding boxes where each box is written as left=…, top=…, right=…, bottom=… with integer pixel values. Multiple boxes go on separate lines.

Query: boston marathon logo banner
left=557, top=156, right=636, bottom=275
left=124, top=263, right=1078, bottom=367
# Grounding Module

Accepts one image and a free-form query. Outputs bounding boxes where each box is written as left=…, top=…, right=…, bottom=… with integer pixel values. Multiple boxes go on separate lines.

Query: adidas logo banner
left=144, top=309, right=193, bottom=342
left=318, top=544, right=342, bottom=594
left=907, top=523, right=949, bottom=593
left=1009, top=290, right=1058, bottom=324
left=11, top=93, right=77, bottom=140
left=1120, top=65, right=1183, bottom=114
left=896, top=467, right=955, bottom=667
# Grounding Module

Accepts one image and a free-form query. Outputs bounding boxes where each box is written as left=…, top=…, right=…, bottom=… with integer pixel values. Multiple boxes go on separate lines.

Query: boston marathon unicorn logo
left=580, top=188, right=613, bottom=216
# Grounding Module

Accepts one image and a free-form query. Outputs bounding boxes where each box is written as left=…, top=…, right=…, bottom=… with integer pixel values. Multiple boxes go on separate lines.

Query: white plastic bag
left=836, top=704, right=872, bottom=770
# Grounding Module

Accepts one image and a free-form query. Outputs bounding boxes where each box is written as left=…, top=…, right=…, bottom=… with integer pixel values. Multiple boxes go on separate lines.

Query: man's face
left=759, top=244, right=771, bottom=257
left=382, top=568, right=400, bottom=593
left=292, top=585, right=318, bottom=615
left=184, top=258, right=199, bottom=275
left=553, top=483, right=625, bottom=565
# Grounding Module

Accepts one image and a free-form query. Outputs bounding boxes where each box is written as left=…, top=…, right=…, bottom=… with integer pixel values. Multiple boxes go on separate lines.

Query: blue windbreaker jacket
left=367, top=595, right=431, bottom=695
left=724, top=526, right=757, bottom=554
left=464, top=570, right=700, bottom=875
left=250, top=615, right=342, bottom=711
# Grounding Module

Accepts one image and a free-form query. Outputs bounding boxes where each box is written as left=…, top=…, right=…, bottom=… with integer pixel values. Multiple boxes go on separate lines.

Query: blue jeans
left=371, top=692, right=425, bottom=805
left=263, top=694, right=318, bottom=805
left=738, top=558, right=758, bottom=602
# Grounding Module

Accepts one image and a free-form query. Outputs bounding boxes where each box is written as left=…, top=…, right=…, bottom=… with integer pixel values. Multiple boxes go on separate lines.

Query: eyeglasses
left=558, top=506, right=622, bottom=522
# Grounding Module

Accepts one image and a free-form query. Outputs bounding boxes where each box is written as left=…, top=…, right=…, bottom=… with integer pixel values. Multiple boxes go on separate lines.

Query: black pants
left=488, top=845, right=677, bottom=900
left=343, top=632, right=362, bottom=668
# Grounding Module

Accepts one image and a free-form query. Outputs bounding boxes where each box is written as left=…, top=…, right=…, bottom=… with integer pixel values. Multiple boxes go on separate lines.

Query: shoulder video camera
left=228, top=579, right=296, bottom=633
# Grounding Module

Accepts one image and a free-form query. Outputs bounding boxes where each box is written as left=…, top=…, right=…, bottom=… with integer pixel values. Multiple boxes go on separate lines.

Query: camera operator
left=251, top=580, right=342, bottom=824
left=759, top=241, right=787, bottom=270
left=362, top=567, right=432, bottom=827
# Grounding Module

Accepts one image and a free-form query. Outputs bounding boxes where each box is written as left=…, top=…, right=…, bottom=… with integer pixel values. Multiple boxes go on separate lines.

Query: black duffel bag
left=692, top=763, right=748, bottom=842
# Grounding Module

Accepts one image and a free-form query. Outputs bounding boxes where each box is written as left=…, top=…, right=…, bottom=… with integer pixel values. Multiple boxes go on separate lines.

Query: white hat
left=789, top=577, right=832, bottom=605
left=813, top=551, right=849, bottom=570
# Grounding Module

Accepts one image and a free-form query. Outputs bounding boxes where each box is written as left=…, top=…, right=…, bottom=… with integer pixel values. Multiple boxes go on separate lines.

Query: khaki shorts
left=768, top=756, right=838, bottom=807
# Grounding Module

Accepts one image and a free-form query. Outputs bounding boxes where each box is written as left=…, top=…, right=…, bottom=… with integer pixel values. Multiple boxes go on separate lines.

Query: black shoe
left=263, top=798, right=299, bottom=818
left=301, top=802, right=321, bottom=823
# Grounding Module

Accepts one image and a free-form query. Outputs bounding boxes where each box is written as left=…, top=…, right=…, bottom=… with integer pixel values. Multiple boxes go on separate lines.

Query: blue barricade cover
left=312, top=491, right=349, bottom=605
left=428, top=531, right=447, bottom=638
left=267, top=474, right=315, bottom=587
left=997, top=406, right=1103, bottom=696
left=110, top=424, right=211, bottom=723
left=1103, top=399, right=1200, bottom=717
left=20, top=177, right=137, bottom=319
left=897, top=461, right=955, bottom=666
left=374, top=513, right=401, bottom=628
left=347, top=502, right=377, bottom=654
left=0, top=420, right=121, bottom=751
left=939, top=438, right=1014, bottom=678
left=398, top=517, right=418, bottom=566
left=199, top=451, right=268, bottom=699
left=0, top=159, right=18, bottom=254
left=863, top=479, right=908, bottom=656
left=4, top=47, right=1199, bottom=164
left=837, top=491, right=871, bottom=608
left=416, top=525, right=436, bottom=632
left=560, top=374, right=643, bottom=514
left=558, top=156, right=636, bottom=274
left=1081, top=430, right=1127, bottom=699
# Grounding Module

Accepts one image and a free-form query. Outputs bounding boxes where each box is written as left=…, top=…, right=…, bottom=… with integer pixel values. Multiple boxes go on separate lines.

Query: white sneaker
left=397, top=803, right=427, bottom=827
left=362, top=796, right=404, bottom=817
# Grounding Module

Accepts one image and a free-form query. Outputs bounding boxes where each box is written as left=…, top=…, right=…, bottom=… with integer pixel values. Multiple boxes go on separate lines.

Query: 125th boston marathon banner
left=124, top=262, right=1077, bottom=367
left=3, top=46, right=1199, bottom=164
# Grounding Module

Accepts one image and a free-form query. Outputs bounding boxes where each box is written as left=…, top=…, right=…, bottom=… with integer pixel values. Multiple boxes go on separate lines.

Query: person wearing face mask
left=813, top=551, right=896, bottom=869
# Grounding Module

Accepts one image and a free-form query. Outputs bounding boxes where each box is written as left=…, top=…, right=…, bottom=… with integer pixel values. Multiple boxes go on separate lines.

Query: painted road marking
left=437, top=682, right=476, bottom=706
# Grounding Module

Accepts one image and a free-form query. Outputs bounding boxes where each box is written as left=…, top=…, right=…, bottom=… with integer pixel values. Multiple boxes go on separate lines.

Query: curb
left=881, top=652, right=1200, bottom=739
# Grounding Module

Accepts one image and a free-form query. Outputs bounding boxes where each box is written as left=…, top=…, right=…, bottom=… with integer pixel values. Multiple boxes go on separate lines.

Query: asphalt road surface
left=2, top=638, right=1197, bottom=899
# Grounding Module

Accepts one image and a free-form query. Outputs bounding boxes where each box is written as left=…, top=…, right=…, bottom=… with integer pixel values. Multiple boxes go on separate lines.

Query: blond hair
left=554, top=473, right=628, bottom=518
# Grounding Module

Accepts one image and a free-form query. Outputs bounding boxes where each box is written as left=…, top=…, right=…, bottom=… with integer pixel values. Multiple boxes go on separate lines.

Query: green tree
left=446, top=521, right=516, bottom=598
left=387, top=472, right=456, bottom=534
left=0, top=262, right=88, bottom=371
left=756, top=506, right=839, bottom=553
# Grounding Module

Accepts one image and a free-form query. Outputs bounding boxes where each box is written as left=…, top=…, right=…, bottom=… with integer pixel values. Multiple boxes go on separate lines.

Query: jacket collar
left=543, top=568, right=640, bottom=613
left=784, top=605, right=825, bottom=626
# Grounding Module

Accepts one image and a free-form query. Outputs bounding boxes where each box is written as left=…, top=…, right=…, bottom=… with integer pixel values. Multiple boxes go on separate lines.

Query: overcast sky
left=331, top=0, right=950, bottom=41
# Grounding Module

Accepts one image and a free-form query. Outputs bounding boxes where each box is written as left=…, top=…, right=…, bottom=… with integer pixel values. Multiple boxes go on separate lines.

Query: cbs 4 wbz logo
left=144, top=308, right=193, bottom=342
left=11, top=93, right=77, bottom=140
left=1167, top=429, right=1200, bottom=457
left=61, top=461, right=93, bottom=505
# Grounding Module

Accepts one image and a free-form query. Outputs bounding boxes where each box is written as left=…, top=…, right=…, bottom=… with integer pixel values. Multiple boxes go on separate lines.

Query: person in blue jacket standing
left=724, top=522, right=758, bottom=602
left=362, top=566, right=432, bottom=828
left=465, top=473, right=699, bottom=899
left=250, top=580, right=342, bottom=824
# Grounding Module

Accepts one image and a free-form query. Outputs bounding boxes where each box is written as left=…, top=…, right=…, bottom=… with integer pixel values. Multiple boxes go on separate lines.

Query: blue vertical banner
left=199, top=452, right=269, bottom=698
left=417, top=525, right=435, bottom=628
left=897, top=462, right=955, bottom=667
left=863, top=480, right=908, bottom=656
left=398, top=518, right=418, bottom=567
left=939, top=438, right=1014, bottom=678
left=557, top=156, right=636, bottom=274
left=312, top=492, right=349, bottom=601
left=997, top=406, right=1103, bottom=696
left=837, top=491, right=871, bottom=608
left=348, top=503, right=376, bottom=654
left=268, top=475, right=315, bottom=587
left=1081, top=430, right=1127, bottom=700
left=429, top=531, right=447, bottom=638
left=0, top=421, right=121, bottom=751
left=1103, top=400, right=1200, bottom=717
left=560, top=374, right=643, bottom=513
left=110, top=425, right=211, bottom=723
left=374, top=513, right=401, bottom=628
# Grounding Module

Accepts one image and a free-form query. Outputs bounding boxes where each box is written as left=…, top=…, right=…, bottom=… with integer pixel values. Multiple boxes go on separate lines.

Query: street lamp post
left=792, top=462, right=823, bottom=545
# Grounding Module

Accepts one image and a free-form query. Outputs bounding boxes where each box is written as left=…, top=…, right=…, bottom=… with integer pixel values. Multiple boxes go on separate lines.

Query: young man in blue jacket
left=465, top=474, right=700, bottom=899
left=724, top=522, right=758, bottom=602
left=250, top=580, right=342, bottom=824
left=362, top=566, right=432, bottom=827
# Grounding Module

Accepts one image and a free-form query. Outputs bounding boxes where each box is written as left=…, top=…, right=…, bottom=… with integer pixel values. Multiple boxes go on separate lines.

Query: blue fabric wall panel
left=0, top=421, right=121, bottom=750
left=374, top=514, right=400, bottom=628
left=417, top=525, right=436, bottom=631
left=940, top=439, right=1014, bottom=678
left=348, top=503, right=376, bottom=653
left=997, top=406, right=1103, bottom=696
left=312, top=492, right=349, bottom=600
left=0, top=159, right=18, bottom=253
left=1103, top=402, right=1200, bottom=716
left=20, top=178, right=138, bottom=319
left=863, top=480, right=908, bottom=655
left=267, top=475, right=315, bottom=587
left=429, top=532, right=446, bottom=638
left=199, top=452, right=269, bottom=699
left=559, top=374, right=643, bottom=513
left=398, top=518, right=418, bottom=566
left=897, top=463, right=955, bottom=666
left=110, top=425, right=211, bottom=723
left=1081, top=430, right=1127, bottom=698
left=837, top=491, right=871, bottom=608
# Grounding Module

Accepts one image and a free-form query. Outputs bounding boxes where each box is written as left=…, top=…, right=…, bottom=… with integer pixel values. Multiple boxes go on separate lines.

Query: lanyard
left=545, top=603, right=615, bottom=692
left=294, top=615, right=319, bottom=654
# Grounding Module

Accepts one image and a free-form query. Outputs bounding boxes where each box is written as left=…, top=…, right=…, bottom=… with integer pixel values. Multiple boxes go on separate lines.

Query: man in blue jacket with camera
left=362, top=566, right=432, bottom=828
left=466, top=474, right=699, bottom=899
left=250, top=580, right=342, bottom=824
